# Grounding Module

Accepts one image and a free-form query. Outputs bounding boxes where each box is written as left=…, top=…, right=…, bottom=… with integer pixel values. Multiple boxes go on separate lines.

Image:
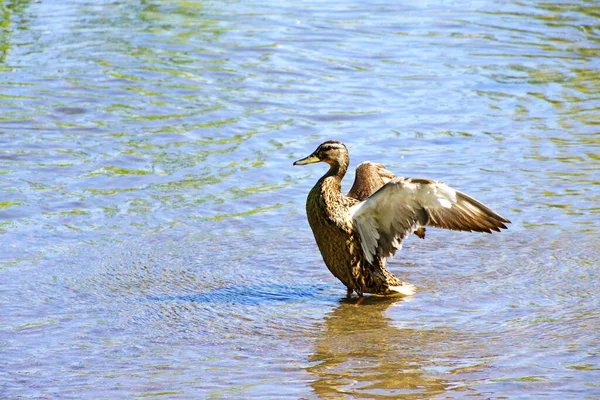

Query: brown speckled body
left=305, top=162, right=406, bottom=296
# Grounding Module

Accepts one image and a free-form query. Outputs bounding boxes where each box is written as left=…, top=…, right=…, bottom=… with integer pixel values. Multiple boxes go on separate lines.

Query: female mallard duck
left=294, top=140, right=510, bottom=297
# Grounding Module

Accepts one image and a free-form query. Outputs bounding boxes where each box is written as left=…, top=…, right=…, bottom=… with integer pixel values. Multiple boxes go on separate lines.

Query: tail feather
left=387, top=282, right=416, bottom=296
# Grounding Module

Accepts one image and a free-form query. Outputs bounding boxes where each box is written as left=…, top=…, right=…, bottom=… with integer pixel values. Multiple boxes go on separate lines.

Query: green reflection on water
left=204, top=203, right=286, bottom=221
left=138, top=391, right=185, bottom=398
left=0, top=201, right=22, bottom=209
left=567, top=364, right=600, bottom=371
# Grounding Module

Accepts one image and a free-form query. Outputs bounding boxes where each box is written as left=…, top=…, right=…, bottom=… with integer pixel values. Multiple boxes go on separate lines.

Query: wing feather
left=351, top=177, right=510, bottom=263
left=347, top=162, right=396, bottom=201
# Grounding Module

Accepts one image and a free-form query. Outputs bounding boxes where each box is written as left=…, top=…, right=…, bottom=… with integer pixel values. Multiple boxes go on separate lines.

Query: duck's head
left=293, top=140, right=349, bottom=168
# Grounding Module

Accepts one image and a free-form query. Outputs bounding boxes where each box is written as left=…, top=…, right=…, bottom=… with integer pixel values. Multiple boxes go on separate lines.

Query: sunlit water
left=1, top=0, right=599, bottom=398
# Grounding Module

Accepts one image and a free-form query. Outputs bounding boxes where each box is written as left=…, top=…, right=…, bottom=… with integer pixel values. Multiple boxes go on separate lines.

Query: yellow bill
left=293, top=154, right=321, bottom=165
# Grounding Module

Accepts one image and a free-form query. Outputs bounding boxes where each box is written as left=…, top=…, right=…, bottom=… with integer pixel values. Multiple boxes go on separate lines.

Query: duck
left=294, top=140, right=510, bottom=297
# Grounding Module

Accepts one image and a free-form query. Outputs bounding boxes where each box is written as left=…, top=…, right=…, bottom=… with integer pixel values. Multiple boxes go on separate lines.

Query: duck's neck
left=320, top=158, right=348, bottom=193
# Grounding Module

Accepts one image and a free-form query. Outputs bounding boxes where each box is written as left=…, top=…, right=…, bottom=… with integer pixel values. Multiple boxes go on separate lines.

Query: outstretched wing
left=350, top=177, right=510, bottom=263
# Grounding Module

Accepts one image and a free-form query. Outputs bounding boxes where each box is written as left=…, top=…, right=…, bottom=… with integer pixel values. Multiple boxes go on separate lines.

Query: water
left=1, top=0, right=599, bottom=398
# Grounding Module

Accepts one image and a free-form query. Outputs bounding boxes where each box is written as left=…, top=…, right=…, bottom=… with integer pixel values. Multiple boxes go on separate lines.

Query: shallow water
left=1, top=0, right=599, bottom=398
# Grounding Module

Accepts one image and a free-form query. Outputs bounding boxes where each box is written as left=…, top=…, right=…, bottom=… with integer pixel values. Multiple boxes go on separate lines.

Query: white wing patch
left=350, top=201, right=380, bottom=262
left=351, top=178, right=422, bottom=263
left=416, top=181, right=456, bottom=209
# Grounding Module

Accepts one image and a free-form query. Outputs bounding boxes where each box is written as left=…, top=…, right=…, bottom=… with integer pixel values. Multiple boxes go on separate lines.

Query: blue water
left=1, top=0, right=599, bottom=398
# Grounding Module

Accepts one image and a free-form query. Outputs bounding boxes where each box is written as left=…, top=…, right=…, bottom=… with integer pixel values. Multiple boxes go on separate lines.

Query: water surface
left=1, top=0, right=599, bottom=398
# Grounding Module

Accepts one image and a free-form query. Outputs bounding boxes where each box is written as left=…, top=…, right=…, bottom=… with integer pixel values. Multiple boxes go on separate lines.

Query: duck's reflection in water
left=308, top=296, right=466, bottom=399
